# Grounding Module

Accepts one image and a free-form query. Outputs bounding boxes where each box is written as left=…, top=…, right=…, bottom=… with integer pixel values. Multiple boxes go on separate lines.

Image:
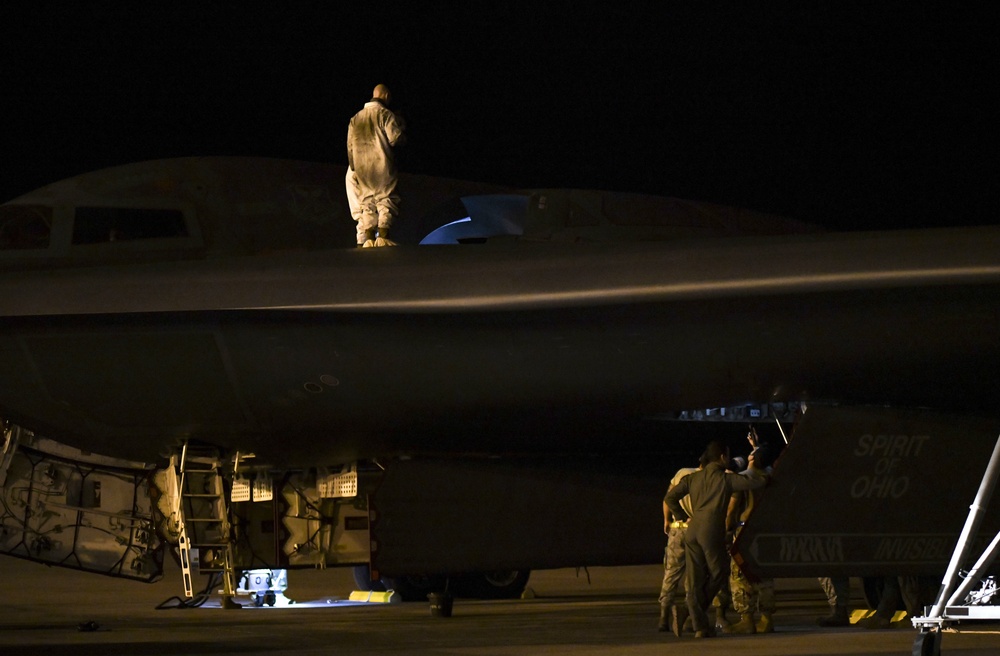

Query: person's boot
left=361, top=229, right=375, bottom=248
left=715, top=607, right=731, bottom=631
left=816, top=604, right=850, bottom=627
left=756, top=613, right=774, bottom=633
left=726, top=612, right=757, bottom=634
left=858, top=613, right=890, bottom=629
left=374, top=226, right=396, bottom=246
left=672, top=605, right=689, bottom=637
left=889, top=612, right=912, bottom=628
left=657, top=604, right=670, bottom=632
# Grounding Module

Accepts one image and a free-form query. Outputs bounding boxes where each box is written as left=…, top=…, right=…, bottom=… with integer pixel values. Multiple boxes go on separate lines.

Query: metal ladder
left=172, top=442, right=237, bottom=601
left=912, top=432, right=1000, bottom=656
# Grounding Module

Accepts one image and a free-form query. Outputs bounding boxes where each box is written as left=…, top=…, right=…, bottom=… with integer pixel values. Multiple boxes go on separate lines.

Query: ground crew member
left=658, top=460, right=701, bottom=634
left=665, top=440, right=768, bottom=638
left=817, top=576, right=852, bottom=627
left=725, top=442, right=779, bottom=634
left=346, top=83, right=405, bottom=247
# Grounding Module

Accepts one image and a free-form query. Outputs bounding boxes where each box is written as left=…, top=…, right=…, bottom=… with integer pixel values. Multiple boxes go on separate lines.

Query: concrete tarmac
left=2, top=557, right=999, bottom=655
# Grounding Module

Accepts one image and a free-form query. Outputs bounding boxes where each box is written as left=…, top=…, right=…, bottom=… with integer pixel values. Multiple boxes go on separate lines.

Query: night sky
left=1, top=3, right=995, bottom=232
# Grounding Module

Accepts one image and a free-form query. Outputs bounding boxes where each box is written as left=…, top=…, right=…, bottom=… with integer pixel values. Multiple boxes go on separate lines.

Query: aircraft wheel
left=352, top=564, right=387, bottom=592
left=457, top=570, right=531, bottom=599
left=265, top=590, right=276, bottom=606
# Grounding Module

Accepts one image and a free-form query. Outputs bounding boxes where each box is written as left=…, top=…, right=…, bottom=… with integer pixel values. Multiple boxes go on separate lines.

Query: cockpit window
left=0, top=205, right=52, bottom=250
left=72, top=206, right=188, bottom=244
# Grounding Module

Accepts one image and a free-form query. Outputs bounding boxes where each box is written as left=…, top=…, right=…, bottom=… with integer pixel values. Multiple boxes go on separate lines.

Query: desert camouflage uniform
left=729, top=465, right=774, bottom=616
left=659, top=467, right=697, bottom=607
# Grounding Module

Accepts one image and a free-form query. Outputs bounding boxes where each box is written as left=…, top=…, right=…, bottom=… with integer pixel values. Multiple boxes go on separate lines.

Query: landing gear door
left=0, top=433, right=163, bottom=581
left=733, top=406, right=1000, bottom=580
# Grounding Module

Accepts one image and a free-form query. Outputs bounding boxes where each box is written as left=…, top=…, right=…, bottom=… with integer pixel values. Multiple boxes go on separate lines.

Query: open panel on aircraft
left=735, top=406, right=1000, bottom=580
left=0, top=426, right=163, bottom=581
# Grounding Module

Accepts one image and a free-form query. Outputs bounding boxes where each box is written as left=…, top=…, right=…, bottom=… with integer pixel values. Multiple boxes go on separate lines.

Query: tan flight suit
left=666, top=461, right=766, bottom=635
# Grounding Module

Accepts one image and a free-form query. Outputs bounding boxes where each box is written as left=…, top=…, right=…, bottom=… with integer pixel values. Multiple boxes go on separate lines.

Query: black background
left=1, top=2, right=995, bottom=231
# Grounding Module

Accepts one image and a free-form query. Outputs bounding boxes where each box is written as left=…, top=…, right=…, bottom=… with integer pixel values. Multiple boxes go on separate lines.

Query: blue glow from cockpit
left=420, top=195, right=527, bottom=245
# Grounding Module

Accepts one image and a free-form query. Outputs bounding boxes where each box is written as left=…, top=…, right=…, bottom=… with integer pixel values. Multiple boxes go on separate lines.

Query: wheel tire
left=352, top=565, right=387, bottom=592
left=456, top=570, right=530, bottom=600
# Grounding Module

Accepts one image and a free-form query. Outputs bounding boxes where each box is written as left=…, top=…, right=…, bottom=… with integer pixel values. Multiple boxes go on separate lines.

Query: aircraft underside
left=4, top=400, right=1000, bottom=605
left=2, top=158, right=1000, bottom=609
left=0, top=417, right=737, bottom=599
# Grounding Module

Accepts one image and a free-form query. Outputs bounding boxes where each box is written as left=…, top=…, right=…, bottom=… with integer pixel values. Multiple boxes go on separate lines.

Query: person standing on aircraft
left=665, top=440, right=768, bottom=638
left=724, top=441, right=778, bottom=634
left=346, top=83, right=405, bottom=247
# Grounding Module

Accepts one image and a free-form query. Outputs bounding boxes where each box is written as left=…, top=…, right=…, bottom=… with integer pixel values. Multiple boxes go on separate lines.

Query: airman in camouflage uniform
left=725, top=443, right=777, bottom=634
